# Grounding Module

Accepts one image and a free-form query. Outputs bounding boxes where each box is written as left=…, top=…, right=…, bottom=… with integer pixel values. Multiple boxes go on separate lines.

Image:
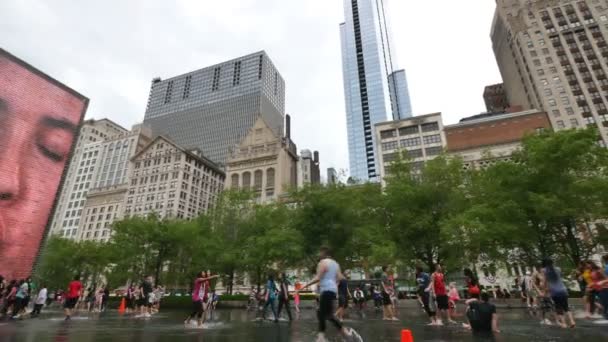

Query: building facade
left=492, top=0, right=608, bottom=143
left=224, top=117, right=298, bottom=203
left=327, top=168, right=339, bottom=185
left=340, top=0, right=413, bottom=182
left=297, top=149, right=321, bottom=187
left=122, top=136, right=225, bottom=222
left=143, top=51, right=285, bottom=166
left=445, top=109, right=553, bottom=169
left=374, top=113, right=445, bottom=183
left=76, top=124, right=153, bottom=241
left=50, top=119, right=128, bottom=239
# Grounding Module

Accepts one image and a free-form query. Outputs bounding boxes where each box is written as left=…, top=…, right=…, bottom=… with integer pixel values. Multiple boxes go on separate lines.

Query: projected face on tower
left=0, top=50, right=87, bottom=279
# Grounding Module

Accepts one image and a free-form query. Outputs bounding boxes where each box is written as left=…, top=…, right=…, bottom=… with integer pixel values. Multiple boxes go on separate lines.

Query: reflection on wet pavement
left=0, top=303, right=607, bottom=341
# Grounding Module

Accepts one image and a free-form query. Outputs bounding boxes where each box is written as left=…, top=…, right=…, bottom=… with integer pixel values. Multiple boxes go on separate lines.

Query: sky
left=1, top=0, right=502, bottom=178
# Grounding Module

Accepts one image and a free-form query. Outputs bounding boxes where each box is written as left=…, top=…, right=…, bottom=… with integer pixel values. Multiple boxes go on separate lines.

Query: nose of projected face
left=0, top=132, right=23, bottom=204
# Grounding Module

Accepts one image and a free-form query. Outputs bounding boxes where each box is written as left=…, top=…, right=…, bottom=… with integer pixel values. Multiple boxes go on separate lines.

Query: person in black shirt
left=138, top=276, right=154, bottom=318
left=465, top=292, right=500, bottom=335
left=336, top=276, right=351, bottom=320
left=276, top=273, right=292, bottom=321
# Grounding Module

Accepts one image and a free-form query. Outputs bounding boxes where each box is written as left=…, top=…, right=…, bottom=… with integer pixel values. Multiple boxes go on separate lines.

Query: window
left=552, top=109, right=561, bottom=117
left=380, top=129, right=397, bottom=139
left=406, top=149, right=423, bottom=158
left=398, top=125, right=418, bottom=136
left=540, top=78, right=548, bottom=85
left=538, top=69, right=545, bottom=76
left=566, top=107, right=574, bottom=115
left=530, top=50, right=538, bottom=57
left=231, top=174, right=239, bottom=188
left=423, top=134, right=442, bottom=145
left=421, top=122, right=439, bottom=132
left=400, top=137, right=421, bottom=148
left=552, top=76, right=561, bottom=83
left=570, top=118, right=579, bottom=127
left=556, top=120, right=566, bottom=129
left=266, top=168, right=275, bottom=189
left=538, top=39, right=545, bottom=46
left=533, top=59, right=541, bottom=66
left=548, top=98, right=557, bottom=106
left=542, top=48, right=550, bottom=55
left=381, top=141, right=398, bottom=151
left=544, top=88, right=552, bottom=96
left=560, top=96, right=570, bottom=105
left=212, top=67, right=221, bottom=91
left=254, top=170, right=263, bottom=191
left=583, top=116, right=596, bottom=125
left=425, top=146, right=442, bottom=156
left=383, top=153, right=398, bottom=163
left=242, top=172, right=251, bottom=190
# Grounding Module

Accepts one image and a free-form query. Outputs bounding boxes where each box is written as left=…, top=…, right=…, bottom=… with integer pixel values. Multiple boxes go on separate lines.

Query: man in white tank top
left=299, top=246, right=362, bottom=342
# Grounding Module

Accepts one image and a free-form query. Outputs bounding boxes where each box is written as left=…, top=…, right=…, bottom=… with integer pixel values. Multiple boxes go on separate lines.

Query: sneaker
left=144, top=313, right=151, bottom=318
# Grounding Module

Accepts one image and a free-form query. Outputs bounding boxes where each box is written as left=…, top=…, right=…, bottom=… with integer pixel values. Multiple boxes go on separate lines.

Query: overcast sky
left=1, top=0, right=502, bottom=177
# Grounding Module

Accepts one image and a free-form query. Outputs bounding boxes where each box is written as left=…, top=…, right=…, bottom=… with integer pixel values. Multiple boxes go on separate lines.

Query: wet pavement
left=0, top=302, right=607, bottom=341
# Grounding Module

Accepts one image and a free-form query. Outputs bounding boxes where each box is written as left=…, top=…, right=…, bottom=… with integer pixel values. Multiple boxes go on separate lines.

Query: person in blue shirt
left=262, top=274, right=278, bottom=322
left=416, top=266, right=437, bottom=325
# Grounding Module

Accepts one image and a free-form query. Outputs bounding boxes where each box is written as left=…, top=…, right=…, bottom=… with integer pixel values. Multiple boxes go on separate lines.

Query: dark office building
left=143, top=51, right=285, bottom=166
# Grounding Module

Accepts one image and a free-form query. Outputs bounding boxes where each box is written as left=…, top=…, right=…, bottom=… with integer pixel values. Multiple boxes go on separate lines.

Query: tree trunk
left=564, top=218, right=581, bottom=266
left=154, top=248, right=164, bottom=287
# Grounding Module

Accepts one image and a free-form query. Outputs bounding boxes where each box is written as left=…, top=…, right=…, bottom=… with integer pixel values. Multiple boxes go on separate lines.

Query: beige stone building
left=77, top=124, right=153, bottom=241
left=123, top=136, right=225, bottom=221
left=50, top=119, right=128, bottom=239
left=374, top=113, right=446, bottom=183
left=492, top=0, right=608, bottom=144
left=224, top=117, right=298, bottom=202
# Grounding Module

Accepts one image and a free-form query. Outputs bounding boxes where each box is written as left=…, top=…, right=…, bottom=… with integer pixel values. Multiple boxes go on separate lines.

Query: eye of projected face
left=35, top=116, right=76, bottom=163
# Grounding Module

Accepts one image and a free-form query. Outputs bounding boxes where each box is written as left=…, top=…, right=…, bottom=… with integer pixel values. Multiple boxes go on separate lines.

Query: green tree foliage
left=35, top=128, right=608, bottom=288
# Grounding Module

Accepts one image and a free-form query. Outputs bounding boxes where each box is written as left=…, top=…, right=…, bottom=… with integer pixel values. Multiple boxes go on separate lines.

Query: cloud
left=0, top=0, right=501, bottom=176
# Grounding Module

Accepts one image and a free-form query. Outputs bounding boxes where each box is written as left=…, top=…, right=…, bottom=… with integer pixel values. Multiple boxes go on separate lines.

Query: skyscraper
left=143, top=51, right=285, bottom=166
left=340, top=0, right=413, bottom=181
left=492, top=0, right=608, bottom=144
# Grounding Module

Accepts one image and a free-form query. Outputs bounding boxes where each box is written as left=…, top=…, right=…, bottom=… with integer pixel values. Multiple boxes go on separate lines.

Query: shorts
left=138, top=295, right=151, bottom=307
left=436, top=295, right=449, bottom=310
left=552, top=295, right=569, bottom=314
left=382, top=292, right=391, bottom=306
left=338, top=296, right=348, bottom=308
left=64, top=297, right=78, bottom=309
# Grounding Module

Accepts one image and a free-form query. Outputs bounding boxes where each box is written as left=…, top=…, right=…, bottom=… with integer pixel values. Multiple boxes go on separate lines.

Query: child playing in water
left=448, top=282, right=461, bottom=316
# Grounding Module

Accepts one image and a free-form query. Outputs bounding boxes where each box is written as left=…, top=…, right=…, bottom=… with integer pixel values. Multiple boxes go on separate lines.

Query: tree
left=384, top=154, right=469, bottom=271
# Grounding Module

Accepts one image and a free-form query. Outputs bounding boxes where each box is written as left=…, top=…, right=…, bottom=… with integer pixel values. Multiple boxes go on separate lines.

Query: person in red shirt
left=430, top=264, right=454, bottom=325
left=64, top=275, right=83, bottom=320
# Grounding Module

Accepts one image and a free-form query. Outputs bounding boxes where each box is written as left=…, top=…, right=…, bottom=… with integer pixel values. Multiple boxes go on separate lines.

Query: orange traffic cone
left=401, top=329, right=414, bottom=342
left=118, top=298, right=126, bottom=314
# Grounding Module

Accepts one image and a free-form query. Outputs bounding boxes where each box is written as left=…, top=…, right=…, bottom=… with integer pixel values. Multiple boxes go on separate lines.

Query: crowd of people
left=2, top=252, right=608, bottom=341
left=0, top=274, right=168, bottom=322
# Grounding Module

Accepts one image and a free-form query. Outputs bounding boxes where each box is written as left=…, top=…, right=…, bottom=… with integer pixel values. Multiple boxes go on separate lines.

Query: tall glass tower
left=340, top=0, right=412, bottom=181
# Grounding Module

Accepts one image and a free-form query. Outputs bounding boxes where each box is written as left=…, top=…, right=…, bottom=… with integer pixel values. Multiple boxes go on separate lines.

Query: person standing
left=522, top=270, right=535, bottom=308
left=277, top=273, right=293, bottom=321
left=262, top=274, right=279, bottom=322
left=353, top=287, right=365, bottom=311
left=542, top=259, right=576, bottom=328
left=416, top=266, right=438, bottom=325
left=588, top=261, right=608, bottom=320
left=298, top=246, right=360, bottom=342
left=64, top=275, right=83, bottom=320
left=430, top=264, right=453, bottom=324
left=463, top=268, right=480, bottom=300
left=31, top=284, right=47, bottom=317
left=380, top=266, right=397, bottom=321
left=138, top=275, right=154, bottom=318
left=335, top=275, right=350, bottom=320
left=185, top=271, right=219, bottom=327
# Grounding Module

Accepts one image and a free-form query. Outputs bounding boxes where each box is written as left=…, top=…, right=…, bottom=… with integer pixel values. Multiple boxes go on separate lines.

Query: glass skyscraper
left=143, top=51, right=285, bottom=166
left=340, top=0, right=412, bottom=181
